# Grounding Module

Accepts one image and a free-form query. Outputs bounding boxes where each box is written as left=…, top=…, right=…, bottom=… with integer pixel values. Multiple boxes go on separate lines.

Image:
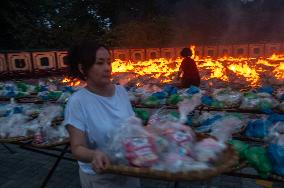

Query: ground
left=1, top=143, right=284, bottom=188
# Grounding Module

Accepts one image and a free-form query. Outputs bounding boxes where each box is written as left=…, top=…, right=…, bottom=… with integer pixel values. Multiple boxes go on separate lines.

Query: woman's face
left=86, top=47, right=112, bottom=87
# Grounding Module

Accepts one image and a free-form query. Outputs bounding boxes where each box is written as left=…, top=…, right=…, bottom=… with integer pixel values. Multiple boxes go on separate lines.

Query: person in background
left=64, top=42, right=140, bottom=188
left=176, top=47, right=200, bottom=88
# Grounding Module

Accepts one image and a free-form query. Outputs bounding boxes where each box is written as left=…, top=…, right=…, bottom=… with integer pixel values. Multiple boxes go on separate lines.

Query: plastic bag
left=228, top=140, right=249, bottom=160
left=267, top=142, right=284, bottom=176
left=153, top=152, right=209, bottom=173
left=245, top=119, right=271, bottom=138
left=275, top=87, right=284, bottom=100
left=45, top=123, right=69, bottom=143
left=134, top=108, right=149, bottom=124
left=244, top=146, right=272, bottom=178
left=141, top=96, right=161, bottom=106
left=56, top=92, right=72, bottom=103
left=0, top=114, right=30, bottom=138
left=210, top=116, right=245, bottom=142
left=212, top=88, right=242, bottom=106
left=194, top=138, right=226, bottom=163
left=178, top=95, right=201, bottom=124
left=106, top=116, right=159, bottom=167
left=148, top=120, right=196, bottom=156
left=37, top=105, right=63, bottom=128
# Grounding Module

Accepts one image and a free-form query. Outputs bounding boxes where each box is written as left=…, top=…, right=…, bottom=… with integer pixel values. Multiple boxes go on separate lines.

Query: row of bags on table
left=128, top=85, right=284, bottom=113
left=0, top=103, right=68, bottom=144
left=0, top=81, right=77, bottom=102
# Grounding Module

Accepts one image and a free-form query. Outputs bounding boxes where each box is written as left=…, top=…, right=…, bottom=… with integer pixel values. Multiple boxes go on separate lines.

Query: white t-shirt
left=64, top=85, right=134, bottom=175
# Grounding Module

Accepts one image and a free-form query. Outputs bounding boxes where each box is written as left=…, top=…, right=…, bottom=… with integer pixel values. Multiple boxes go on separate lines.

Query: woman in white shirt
left=64, top=42, right=140, bottom=188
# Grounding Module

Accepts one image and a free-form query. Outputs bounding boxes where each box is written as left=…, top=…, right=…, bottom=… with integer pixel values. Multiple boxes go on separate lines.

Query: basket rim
left=0, top=135, right=34, bottom=143
left=31, top=138, right=70, bottom=148
left=103, top=145, right=239, bottom=181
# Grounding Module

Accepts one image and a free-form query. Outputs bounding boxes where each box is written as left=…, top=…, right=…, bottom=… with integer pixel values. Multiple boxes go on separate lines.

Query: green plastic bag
left=244, top=146, right=272, bottom=178
left=211, top=100, right=224, bottom=108
left=47, top=91, right=62, bottom=100
left=167, top=94, right=182, bottom=105
left=16, top=82, right=28, bottom=92
left=34, top=85, right=40, bottom=93
left=16, top=91, right=28, bottom=98
left=228, top=140, right=249, bottom=160
left=244, top=92, right=257, bottom=99
left=142, top=96, right=160, bottom=106
left=134, top=108, right=149, bottom=124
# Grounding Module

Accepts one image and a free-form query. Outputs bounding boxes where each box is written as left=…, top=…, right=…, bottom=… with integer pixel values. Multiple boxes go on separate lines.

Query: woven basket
left=104, top=135, right=238, bottom=182
left=104, top=145, right=238, bottom=181
left=0, top=135, right=34, bottom=143
left=31, top=138, right=70, bottom=148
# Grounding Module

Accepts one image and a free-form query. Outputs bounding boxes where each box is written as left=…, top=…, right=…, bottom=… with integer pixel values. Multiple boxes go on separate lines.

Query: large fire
left=62, top=47, right=284, bottom=88
left=111, top=50, right=283, bottom=88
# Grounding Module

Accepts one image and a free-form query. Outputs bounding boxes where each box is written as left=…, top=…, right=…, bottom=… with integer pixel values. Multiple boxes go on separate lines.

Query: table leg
left=41, top=144, right=69, bottom=188
left=1, top=143, right=16, bottom=154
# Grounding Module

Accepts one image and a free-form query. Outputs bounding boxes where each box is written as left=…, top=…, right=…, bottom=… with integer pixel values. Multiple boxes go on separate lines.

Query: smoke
left=167, top=0, right=284, bottom=45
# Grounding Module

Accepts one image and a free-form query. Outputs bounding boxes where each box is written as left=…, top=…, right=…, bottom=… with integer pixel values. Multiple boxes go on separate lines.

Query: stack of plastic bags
left=104, top=97, right=231, bottom=173
left=240, top=87, right=279, bottom=113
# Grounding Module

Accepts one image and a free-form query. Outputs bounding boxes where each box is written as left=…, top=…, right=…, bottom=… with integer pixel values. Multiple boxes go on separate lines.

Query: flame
left=274, top=62, right=284, bottom=79
left=61, top=49, right=283, bottom=88
left=228, top=62, right=259, bottom=86
left=61, top=77, right=81, bottom=86
left=111, top=52, right=283, bottom=87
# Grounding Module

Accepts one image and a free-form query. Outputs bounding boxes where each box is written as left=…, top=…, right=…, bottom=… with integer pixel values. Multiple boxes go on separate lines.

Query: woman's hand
left=91, top=150, right=111, bottom=173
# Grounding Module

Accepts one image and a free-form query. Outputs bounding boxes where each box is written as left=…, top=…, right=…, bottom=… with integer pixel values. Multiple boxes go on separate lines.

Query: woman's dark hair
left=68, top=42, right=110, bottom=80
left=180, top=48, right=192, bottom=57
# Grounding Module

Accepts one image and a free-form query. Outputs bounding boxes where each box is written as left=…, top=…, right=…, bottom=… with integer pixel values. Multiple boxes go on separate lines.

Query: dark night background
left=1, top=0, right=284, bottom=50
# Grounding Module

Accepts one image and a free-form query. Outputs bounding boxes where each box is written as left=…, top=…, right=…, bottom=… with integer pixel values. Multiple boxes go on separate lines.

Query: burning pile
left=111, top=53, right=284, bottom=89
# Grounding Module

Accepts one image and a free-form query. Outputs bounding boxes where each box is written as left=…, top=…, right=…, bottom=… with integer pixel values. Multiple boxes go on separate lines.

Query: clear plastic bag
left=193, top=138, right=226, bottom=163
left=212, top=88, right=242, bottom=106
left=37, top=105, right=63, bottom=127
left=106, top=116, right=159, bottom=167
left=0, top=114, right=30, bottom=138
left=178, top=95, right=201, bottom=124
left=210, top=116, right=245, bottom=142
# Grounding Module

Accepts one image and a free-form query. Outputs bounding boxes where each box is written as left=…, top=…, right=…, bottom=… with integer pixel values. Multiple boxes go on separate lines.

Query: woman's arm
left=67, top=125, right=110, bottom=173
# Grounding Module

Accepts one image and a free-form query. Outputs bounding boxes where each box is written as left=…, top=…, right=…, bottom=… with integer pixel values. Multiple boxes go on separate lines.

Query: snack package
left=124, top=136, right=158, bottom=167
left=148, top=120, right=196, bottom=156
left=106, top=116, right=159, bottom=167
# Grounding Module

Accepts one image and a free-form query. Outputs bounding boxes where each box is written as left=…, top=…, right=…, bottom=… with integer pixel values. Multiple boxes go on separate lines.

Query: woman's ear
left=78, top=64, right=84, bottom=75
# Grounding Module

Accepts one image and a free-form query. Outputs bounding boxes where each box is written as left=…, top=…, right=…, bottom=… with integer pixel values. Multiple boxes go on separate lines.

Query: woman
left=177, top=47, right=200, bottom=88
left=64, top=42, right=140, bottom=188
